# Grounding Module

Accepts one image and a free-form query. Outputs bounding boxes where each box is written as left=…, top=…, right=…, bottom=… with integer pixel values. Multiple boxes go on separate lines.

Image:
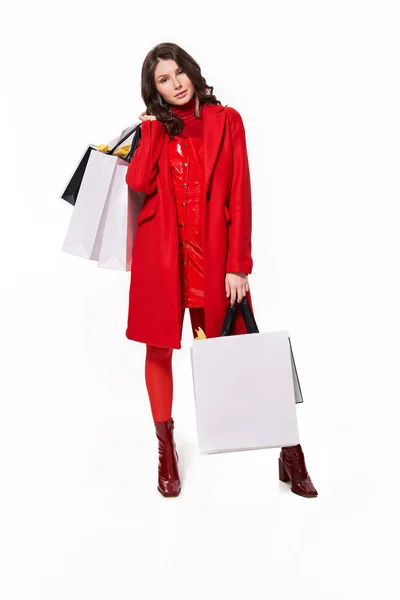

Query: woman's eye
left=161, top=70, right=183, bottom=84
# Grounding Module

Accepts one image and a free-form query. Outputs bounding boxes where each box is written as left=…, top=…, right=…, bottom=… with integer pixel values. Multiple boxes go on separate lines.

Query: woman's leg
left=144, top=345, right=174, bottom=422
left=144, top=308, right=186, bottom=422
left=145, top=309, right=186, bottom=497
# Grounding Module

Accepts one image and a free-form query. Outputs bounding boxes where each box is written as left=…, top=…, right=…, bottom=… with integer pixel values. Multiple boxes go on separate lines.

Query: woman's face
left=154, top=59, right=195, bottom=106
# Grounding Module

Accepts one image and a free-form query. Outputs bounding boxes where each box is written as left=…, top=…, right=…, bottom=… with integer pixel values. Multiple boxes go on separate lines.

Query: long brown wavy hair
left=141, top=42, right=221, bottom=137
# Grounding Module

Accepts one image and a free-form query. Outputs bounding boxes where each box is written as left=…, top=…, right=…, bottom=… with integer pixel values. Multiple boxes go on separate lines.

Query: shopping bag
left=60, top=122, right=141, bottom=206
left=61, top=148, right=120, bottom=260
left=190, top=298, right=303, bottom=454
left=61, top=123, right=144, bottom=268
left=97, top=161, right=145, bottom=271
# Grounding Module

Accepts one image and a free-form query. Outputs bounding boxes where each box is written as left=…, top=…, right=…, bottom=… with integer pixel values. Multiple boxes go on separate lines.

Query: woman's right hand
left=139, top=110, right=157, bottom=122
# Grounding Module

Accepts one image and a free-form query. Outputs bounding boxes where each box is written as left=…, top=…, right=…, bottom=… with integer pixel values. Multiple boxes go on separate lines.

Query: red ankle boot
left=154, top=418, right=181, bottom=497
left=279, top=444, right=318, bottom=498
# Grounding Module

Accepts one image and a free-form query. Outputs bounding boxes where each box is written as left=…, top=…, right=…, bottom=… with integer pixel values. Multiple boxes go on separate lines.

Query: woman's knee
left=146, top=344, right=173, bottom=362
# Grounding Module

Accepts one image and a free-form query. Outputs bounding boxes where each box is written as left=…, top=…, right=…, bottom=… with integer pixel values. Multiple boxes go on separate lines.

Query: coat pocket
left=136, top=196, right=159, bottom=225
left=224, top=204, right=232, bottom=224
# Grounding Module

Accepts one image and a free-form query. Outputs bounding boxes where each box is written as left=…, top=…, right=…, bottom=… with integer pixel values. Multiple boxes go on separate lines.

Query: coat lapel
left=202, top=103, right=226, bottom=198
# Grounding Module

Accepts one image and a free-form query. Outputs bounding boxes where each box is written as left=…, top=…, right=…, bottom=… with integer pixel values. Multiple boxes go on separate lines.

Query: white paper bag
left=97, top=160, right=145, bottom=271
left=190, top=330, right=301, bottom=454
left=62, top=149, right=119, bottom=259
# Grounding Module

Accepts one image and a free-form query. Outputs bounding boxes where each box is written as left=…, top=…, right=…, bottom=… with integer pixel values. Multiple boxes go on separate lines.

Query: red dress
left=168, top=96, right=205, bottom=308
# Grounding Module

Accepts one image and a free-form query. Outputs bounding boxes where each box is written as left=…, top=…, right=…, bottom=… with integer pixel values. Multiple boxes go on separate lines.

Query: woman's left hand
left=225, top=272, right=249, bottom=306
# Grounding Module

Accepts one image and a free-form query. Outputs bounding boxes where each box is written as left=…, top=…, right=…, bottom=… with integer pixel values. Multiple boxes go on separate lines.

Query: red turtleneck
left=169, top=94, right=203, bottom=138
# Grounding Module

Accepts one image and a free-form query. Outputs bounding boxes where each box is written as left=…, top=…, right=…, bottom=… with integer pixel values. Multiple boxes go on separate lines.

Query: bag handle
left=219, top=297, right=259, bottom=336
left=125, top=125, right=142, bottom=162
left=107, top=123, right=142, bottom=162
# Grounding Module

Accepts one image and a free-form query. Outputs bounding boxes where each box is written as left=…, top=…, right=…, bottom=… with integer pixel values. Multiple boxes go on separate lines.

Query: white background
left=1, top=1, right=399, bottom=598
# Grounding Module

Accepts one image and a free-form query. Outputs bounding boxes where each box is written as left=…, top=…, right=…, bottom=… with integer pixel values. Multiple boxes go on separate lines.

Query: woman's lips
left=175, top=90, right=187, bottom=98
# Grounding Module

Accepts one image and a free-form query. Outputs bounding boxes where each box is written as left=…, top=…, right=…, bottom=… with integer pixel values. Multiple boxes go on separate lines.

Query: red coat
left=125, top=103, right=254, bottom=349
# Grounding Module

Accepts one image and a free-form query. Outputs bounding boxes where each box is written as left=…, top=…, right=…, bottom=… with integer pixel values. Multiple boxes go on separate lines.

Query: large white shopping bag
left=190, top=299, right=302, bottom=454
left=97, top=160, right=145, bottom=271
left=61, top=148, right=120, bottom=260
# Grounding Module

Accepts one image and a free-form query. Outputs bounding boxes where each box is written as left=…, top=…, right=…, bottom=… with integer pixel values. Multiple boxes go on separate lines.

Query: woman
left=125, top=42, right=318, bottom=499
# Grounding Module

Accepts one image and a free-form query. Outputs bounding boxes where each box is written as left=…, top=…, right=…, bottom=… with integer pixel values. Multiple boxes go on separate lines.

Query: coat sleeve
left=225, top=107, right=253, bottom=275
left=125, top=119, right=166, bottom=195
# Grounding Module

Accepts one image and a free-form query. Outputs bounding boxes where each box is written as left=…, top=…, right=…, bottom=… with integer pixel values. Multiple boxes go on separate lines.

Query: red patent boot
left=154, top=418, right=181, bottom=497
left=279, top=444, right=318, bottom=498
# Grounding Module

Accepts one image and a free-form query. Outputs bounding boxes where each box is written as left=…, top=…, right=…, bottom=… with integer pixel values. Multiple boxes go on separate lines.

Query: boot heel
left=279, top=457, right=290, bottom=482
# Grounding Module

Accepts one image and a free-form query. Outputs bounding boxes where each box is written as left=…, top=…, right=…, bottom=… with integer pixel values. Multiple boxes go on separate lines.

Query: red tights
left=145, top=307, right=206, bottom=423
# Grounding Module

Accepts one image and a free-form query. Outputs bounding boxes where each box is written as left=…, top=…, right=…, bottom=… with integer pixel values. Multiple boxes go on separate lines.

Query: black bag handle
left=107, top=123, right=142, bottom=162
left=125, top=126, right=142, bottom=163
left=219, top=297, right=259, bottom=336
